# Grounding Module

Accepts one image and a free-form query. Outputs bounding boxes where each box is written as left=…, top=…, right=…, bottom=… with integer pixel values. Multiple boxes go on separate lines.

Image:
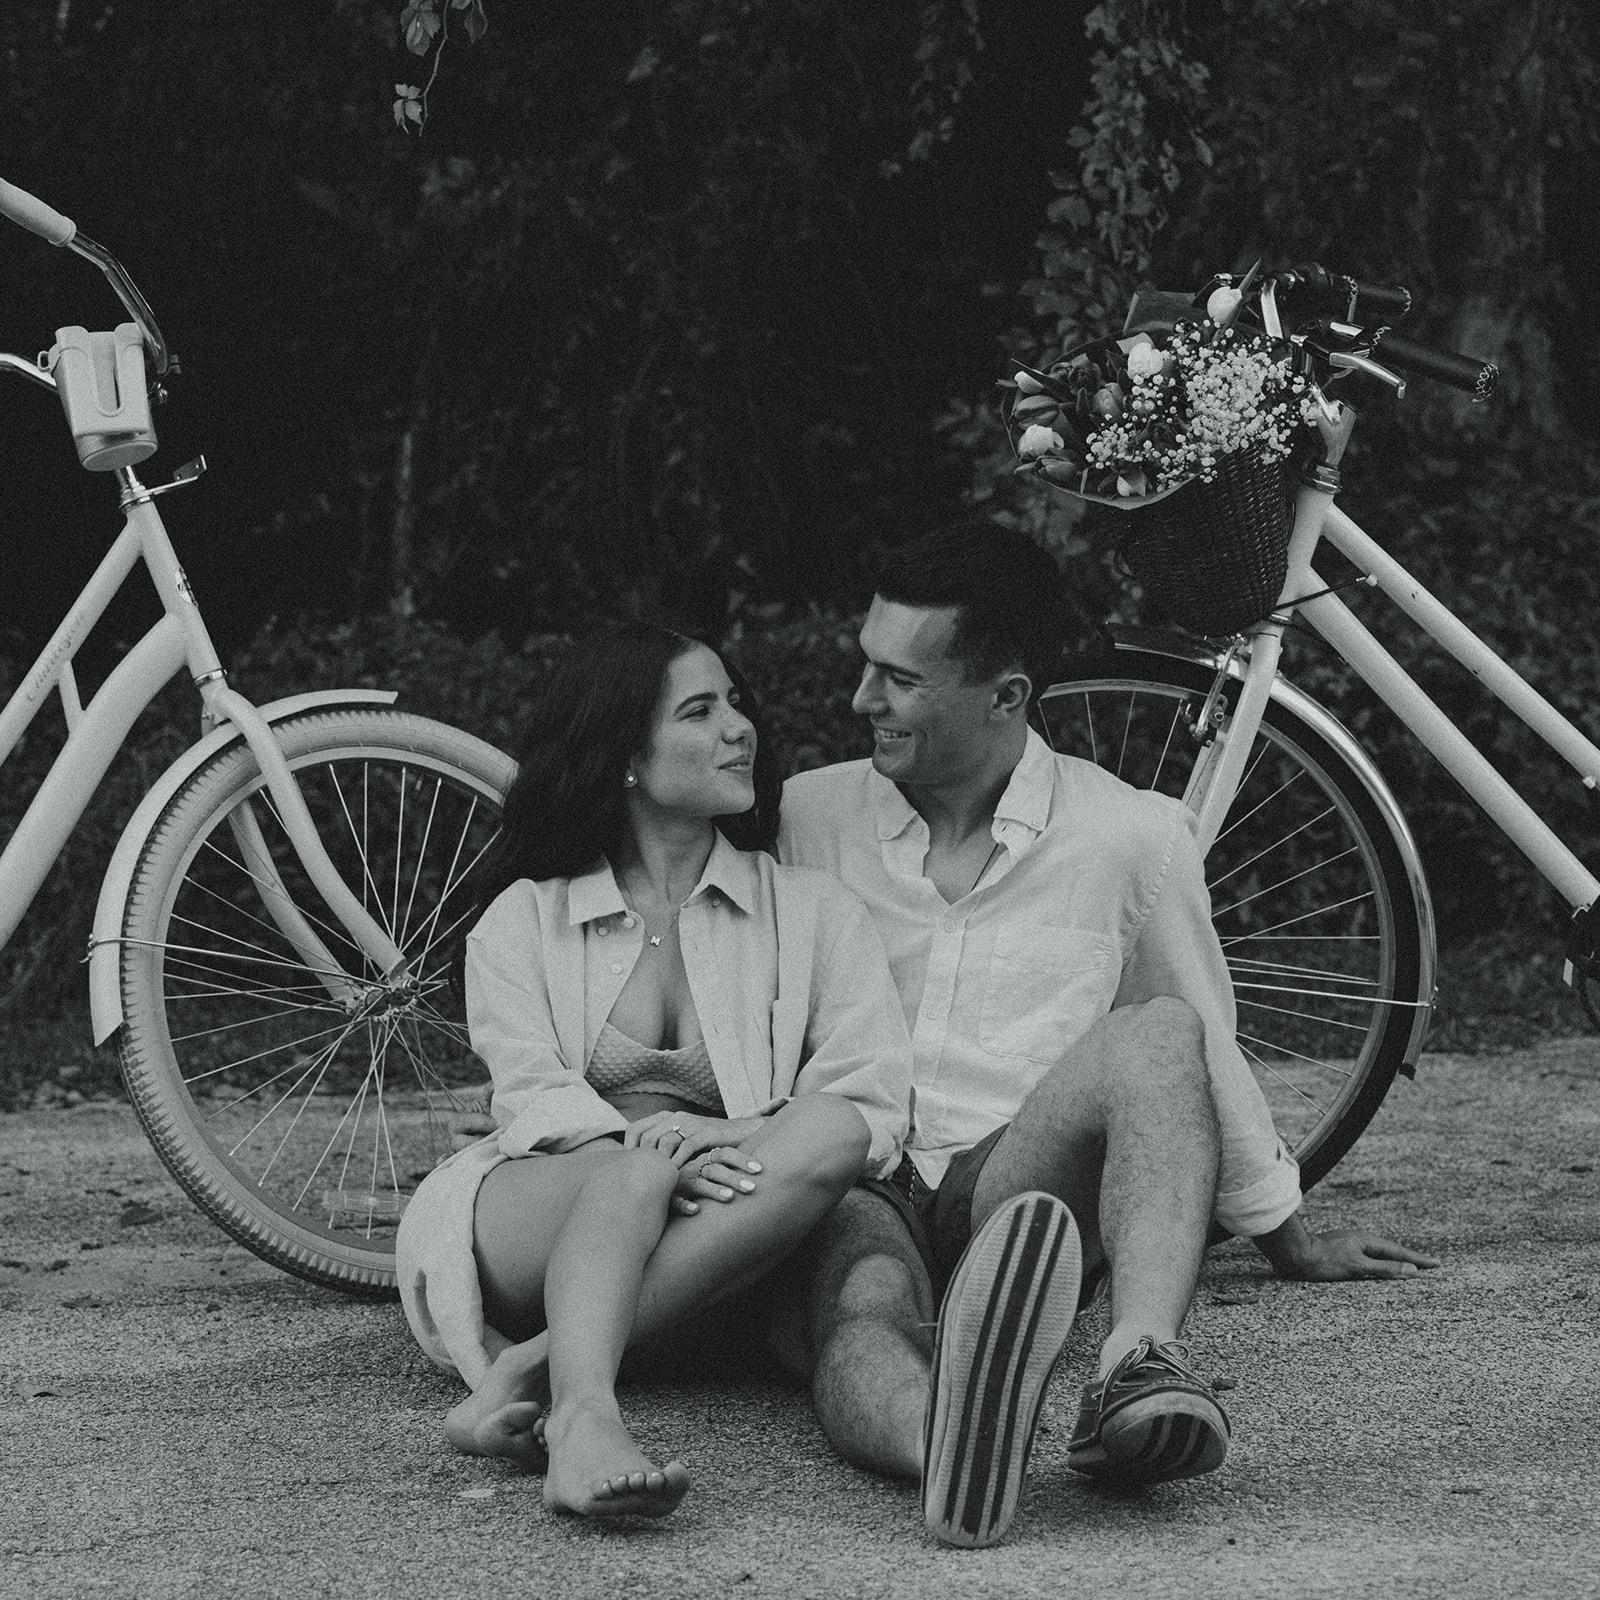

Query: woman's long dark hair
left=456, top=622, right=780, bottom=966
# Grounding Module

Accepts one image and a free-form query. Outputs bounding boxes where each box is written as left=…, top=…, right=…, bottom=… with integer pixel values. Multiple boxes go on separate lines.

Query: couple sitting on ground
left=396, top=523, right=1437, bottom=1545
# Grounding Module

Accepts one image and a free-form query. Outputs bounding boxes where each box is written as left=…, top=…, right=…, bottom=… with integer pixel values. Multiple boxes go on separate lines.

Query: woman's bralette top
left=586, top=1020, right=725, bottom=1114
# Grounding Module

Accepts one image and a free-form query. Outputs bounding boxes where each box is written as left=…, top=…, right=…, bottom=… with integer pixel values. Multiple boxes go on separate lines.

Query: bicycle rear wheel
left=117, top=709, right=513, bottom=1295
left=1037, top=649, right=1431, bottom=1188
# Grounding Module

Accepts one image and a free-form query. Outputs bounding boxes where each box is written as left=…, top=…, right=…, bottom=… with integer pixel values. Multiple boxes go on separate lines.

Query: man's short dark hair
left=867, top=521, right=1076, bottom=703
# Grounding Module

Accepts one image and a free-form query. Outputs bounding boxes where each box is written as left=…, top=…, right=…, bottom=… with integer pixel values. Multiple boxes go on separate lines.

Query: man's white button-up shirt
left=777, top=729, right=1302, bottom=1237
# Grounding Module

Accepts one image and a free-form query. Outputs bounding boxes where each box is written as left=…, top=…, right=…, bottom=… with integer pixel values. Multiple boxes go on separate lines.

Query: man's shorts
left=859, top=1128, right=1107, bottom=1309
left=858, top=1127, right=1008, bottom=1300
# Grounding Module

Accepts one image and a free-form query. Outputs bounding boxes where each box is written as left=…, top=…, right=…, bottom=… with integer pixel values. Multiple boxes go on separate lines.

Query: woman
left=396, top=623, right=911, bottom=1522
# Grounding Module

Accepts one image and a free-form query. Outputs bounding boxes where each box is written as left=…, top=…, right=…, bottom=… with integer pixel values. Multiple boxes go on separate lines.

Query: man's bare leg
left=970, top=996, right=1219, bottom=1377
left=781, top=1186, right=937, bottom=1479
left=793, top=997, right=1219, bottom=1480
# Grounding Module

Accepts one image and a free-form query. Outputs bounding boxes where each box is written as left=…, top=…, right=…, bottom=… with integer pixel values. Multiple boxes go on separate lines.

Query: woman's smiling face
left=631, top=643, right=757, bottom=820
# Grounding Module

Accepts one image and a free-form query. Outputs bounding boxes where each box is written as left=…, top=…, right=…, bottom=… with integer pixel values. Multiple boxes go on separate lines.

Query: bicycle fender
left=1101, top=625, right=1438, bottom=1076
left=88, top=688, right=398, bottom=1044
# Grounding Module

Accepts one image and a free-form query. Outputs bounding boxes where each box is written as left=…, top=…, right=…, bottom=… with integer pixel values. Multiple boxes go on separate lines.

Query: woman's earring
left=624, top=772, right=637, bottom=788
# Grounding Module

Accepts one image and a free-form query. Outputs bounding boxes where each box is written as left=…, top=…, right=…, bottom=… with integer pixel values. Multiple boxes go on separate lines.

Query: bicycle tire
left=1037, top=650, right=1430, bottom=1190
left=117, top=708, right=514, bottom=1295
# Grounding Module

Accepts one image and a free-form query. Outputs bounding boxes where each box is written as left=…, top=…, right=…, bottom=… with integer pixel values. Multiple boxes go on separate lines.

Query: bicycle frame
left=1187, top=425, right=1600, bottom=922
left=0, top=459, right=412, bottom=1010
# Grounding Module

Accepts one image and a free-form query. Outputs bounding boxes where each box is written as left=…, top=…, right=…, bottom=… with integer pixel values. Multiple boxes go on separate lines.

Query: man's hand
left=448, top=1085, right=497, bottom=1153
left=1254, top=1211, right=1441, bottom=1281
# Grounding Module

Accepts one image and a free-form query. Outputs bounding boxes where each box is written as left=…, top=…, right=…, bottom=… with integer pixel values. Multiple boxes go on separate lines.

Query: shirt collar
left=867, top=727, right=1056, bottom=843
left=566, top=831, right=760, bottom=925
left=994, top=728, right=1055, bottom=837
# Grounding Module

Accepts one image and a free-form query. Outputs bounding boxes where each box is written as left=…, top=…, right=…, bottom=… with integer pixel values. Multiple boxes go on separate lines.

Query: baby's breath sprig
left=1006, top=313, right=1317, bottom=502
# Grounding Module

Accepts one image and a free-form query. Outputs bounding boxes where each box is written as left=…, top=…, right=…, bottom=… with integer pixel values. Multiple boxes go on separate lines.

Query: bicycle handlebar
left=1369, top=329, right=1498, bottom=403
left=0, top=176, right=76, bottom=247
left=1273, top=262, right=1413, bottom=323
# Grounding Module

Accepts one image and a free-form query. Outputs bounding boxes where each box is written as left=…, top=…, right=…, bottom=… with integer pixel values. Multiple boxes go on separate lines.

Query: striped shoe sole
left=921, top=1192, right=1081, bottom=1548
left=1070, top=1390, right=1228, bottom=1484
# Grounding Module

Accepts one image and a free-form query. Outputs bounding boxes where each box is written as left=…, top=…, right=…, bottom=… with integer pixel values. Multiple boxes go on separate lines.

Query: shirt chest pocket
left=979, top=926, right=1118, bottom=1063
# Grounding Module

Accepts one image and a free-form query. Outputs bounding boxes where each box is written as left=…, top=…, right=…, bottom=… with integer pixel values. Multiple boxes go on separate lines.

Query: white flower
left=1126, top=343, right=1166, bottom=379
left=1018, top=423, right=1064, bottom=459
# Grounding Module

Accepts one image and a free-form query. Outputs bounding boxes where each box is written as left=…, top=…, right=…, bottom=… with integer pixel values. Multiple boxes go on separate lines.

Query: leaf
left=401, top=0, right=442, bottom=55
left=118, top=1200, right=161, bottom=1227
left=626, top=45, right=661, bottom=84
left=455, top=0, right=487, bottom=42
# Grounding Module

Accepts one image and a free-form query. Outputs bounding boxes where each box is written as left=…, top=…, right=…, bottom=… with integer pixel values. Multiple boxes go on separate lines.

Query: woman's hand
left=624, top=1111, right=767, bottom=1214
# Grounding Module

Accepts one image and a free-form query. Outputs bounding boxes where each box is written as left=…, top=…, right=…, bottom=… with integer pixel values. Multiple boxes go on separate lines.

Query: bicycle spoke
left=1208, top=804, right=1338, bottom=892
left=183, top=1015, right=357, bottom=1088
left=390, top=767, right=408, bottom=949
left=399, top=776, right=445, bottom=951
left=1237, top=1037, right=1335, bottom=1113
left=1235, top=997, right=1374, bottom=1033
left=1150, top=697, right=1186, bottom=793
left=1210, top=844, right=1359, bottom=920
left=1217, top=890, right=1376, bottom=944
left=1214, top=757, right=1304, bottom=849
left=327, top=766, right=397, bottom=940
left=1237, top=1030, right=1357, bottom=1082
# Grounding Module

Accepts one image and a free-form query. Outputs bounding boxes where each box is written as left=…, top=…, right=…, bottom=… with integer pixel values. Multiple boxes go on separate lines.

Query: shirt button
left=941, top=917, right=957, bottom=934
left=596, top=925, right=609, bottom=937
left=622, top=915, right=636, bottom=929
left=610, top=963, right=623, bottom=975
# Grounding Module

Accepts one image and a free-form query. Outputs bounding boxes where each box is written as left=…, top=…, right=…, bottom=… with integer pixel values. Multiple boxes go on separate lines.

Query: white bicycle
left=1026, top=263, right=1598, bottom=1189
left=0, top=176, right=515, bottom=1295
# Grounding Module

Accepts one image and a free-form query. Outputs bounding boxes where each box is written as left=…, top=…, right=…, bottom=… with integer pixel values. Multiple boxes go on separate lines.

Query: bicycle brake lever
left=1330, top=350, right=1406, bottom=398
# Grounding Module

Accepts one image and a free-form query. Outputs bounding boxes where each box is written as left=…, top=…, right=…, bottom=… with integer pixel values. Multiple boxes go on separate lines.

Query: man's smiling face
left=851, top=597, right=1010, bottom=789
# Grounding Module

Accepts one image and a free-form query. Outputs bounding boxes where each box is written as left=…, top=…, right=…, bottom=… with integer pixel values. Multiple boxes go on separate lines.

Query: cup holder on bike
left=48, top=322, right=158, bottom=470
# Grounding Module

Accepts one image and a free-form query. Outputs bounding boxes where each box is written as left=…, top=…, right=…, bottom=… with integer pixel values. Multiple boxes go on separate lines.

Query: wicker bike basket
left=1101, top=441, right=1295, bottom=637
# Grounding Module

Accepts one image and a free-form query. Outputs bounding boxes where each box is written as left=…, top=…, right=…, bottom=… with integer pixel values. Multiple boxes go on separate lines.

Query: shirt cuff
left=1214, top=1161, right=1304, bottom=1238
left=497, top=1085, right=629, bottom=1157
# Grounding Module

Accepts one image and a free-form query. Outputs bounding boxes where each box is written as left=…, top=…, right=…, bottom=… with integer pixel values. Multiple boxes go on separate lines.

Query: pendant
left=649, top=935, right=662, bottom=947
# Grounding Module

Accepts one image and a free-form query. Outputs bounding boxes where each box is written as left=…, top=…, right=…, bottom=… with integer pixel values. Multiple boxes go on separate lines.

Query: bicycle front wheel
left=1037, top=650, right=1430, bottom=1189
left=117, top=709, right=513, bottom=1295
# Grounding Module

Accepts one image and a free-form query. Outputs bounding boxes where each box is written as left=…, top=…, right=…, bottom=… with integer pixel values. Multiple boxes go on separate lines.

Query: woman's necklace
left=619, top=868, right=688, bottom=950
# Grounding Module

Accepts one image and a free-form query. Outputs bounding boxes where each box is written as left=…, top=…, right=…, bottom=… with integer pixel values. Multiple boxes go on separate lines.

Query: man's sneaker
left=921, top=1192, right=1081, bottom=1548
left=1066, top=1336, right=1230, bottom=1484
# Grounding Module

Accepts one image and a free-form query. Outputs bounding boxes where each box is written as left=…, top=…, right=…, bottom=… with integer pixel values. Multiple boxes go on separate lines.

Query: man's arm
left=1120, top=806, right=1439, bottom=1279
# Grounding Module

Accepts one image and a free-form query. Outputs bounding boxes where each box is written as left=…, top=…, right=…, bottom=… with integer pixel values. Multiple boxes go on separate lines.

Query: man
left=769, top=521, right=1436, bottom=1547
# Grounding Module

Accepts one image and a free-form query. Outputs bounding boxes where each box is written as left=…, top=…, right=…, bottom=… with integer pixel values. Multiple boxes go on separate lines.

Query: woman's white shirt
left=465, top=834, right=912, bottom=1178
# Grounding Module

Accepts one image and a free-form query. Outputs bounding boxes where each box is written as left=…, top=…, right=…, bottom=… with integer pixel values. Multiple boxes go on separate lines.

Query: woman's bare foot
left=542, top=1397, right=690, bottom=1519
left=443, top=1341, right=551, bottom=1470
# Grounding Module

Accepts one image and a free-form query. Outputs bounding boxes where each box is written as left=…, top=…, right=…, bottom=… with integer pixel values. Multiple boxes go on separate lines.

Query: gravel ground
left=2, top=1039, right=1597, bottom=1600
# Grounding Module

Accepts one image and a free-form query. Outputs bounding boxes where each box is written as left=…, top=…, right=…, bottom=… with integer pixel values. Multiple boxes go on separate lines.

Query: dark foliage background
left=1, top=0, right=1598, bottom=1089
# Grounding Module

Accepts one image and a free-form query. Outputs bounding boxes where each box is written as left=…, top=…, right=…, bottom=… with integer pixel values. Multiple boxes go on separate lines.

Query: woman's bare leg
left=537, top=1149, right=690, bottom=1517
left=467, top=1094, right=873, bottom=1433
left=444, top=1143, right=690, bottom=1516
left=442, top=1144, right=614, bottom=1466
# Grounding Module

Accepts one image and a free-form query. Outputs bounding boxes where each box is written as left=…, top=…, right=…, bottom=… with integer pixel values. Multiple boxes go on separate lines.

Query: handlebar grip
left=1284, top=263, right=1411, bottom=321
left=0, top=177, right=76, bottom=246
left=1349, top=280, right=1411, bottom=319
left=1370, top=329, right=1498, bottom=402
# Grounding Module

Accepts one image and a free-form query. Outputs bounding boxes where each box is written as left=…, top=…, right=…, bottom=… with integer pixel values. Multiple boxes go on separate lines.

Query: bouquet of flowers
left=1003, top=284, right=1321, bottom=634
left=1005, top=306, right=1315, bottom=507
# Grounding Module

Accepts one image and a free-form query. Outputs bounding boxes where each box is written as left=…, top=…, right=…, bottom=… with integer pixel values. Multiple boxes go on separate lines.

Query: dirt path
left=2, top=1040, right=1598, bottom=1600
